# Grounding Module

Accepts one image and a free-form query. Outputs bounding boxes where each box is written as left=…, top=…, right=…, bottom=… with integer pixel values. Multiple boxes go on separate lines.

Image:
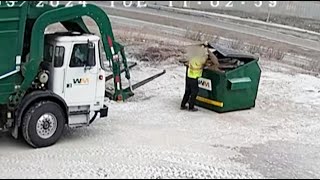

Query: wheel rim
left=36, top=113, right=58, bottom=139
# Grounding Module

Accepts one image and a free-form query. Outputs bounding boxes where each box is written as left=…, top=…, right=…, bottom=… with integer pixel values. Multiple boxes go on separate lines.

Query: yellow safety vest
left=188, top=57, right=205, bottom=79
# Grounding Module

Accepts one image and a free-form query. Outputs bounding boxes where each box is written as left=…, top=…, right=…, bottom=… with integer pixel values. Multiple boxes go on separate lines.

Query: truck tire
left=22, top=101, right=65, bottom=148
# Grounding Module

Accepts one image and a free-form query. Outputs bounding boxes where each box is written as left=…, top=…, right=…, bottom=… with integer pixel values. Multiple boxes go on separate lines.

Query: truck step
left=69, top=111, right=90, bottom=116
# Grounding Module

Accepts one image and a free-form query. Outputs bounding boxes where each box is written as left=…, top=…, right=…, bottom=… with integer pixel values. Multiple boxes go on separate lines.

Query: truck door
left=64, top=43, right=98, bottom=106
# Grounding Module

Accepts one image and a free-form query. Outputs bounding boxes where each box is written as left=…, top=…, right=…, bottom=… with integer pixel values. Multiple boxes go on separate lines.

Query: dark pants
left=181, top=76, right=199, bottom=109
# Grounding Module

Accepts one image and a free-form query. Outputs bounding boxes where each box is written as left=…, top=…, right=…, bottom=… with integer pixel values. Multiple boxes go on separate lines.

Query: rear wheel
left=22, top=101, right=65, bottom=148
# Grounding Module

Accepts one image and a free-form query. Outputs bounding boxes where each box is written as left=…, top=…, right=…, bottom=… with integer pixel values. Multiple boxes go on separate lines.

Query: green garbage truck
left=0, top=1, right=164, bottom=148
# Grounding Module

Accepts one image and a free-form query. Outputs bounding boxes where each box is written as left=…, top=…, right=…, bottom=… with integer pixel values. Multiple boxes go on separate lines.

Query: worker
left=180, top=45, right=208, bottom=112
left=70, top=45, right=86, bottom=67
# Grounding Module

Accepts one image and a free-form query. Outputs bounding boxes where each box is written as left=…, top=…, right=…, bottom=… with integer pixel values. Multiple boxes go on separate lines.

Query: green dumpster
left=195, top=44, right=261, bottom=113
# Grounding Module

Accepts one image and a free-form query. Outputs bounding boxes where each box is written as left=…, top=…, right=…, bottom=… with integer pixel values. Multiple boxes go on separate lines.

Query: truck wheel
left=22, top=101, right=65, bottom=148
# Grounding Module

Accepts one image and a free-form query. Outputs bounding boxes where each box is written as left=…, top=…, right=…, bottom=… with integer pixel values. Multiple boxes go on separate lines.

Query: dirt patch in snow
left=132, top=46, right=186, bottom=63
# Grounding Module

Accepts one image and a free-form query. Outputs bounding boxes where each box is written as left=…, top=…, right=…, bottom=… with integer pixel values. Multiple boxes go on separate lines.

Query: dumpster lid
left=208, top=43, right=258, bottom=59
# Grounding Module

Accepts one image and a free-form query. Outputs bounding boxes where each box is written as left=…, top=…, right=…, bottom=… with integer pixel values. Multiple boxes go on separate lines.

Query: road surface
left=94, top=2, right=320, bottom=53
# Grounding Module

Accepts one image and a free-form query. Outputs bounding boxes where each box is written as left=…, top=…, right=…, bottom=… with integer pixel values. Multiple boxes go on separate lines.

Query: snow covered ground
left=1, top=7, right=320, bottom=179
left=1, top=60, right=320, bottom=178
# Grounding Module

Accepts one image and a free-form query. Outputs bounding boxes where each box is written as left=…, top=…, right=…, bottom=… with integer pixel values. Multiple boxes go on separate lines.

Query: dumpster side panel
left=196, top=60, right=261, bottom=113
left=220, top=60, right=261, bottom=112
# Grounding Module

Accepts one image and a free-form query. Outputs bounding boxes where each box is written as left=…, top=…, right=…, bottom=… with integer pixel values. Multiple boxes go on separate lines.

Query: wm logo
left=198, top=78, right=212, bottom=91
left=199, top=80, right=210, bottom=87
left=73, top=78, right=89, bottom=85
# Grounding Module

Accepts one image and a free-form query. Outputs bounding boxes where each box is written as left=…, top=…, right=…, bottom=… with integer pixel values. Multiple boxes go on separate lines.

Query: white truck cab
left=44, top=32, right=108, bottom=127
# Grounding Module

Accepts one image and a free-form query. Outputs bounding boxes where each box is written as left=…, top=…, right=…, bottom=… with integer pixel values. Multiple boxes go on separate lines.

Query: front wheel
left=22, top=101, right=66, bottom=148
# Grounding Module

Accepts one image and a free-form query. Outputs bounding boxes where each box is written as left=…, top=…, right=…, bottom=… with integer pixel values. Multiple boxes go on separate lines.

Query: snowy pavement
left=1, top=61, right=320, bottom=179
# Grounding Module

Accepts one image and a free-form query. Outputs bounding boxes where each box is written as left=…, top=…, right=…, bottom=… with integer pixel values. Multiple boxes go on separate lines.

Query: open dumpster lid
left=208, top=43, right=258, bottom=59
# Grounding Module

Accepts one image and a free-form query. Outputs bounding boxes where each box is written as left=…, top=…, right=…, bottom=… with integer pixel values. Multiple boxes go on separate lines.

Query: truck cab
left=0, top=2, right=165, bottom=148
left=43, top=32, right=108, bottom=127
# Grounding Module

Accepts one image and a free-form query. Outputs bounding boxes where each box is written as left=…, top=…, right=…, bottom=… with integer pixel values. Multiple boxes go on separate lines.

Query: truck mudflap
left=89, top=106, right=108, bottom=125
left=99, top=106, right=108, bottom=118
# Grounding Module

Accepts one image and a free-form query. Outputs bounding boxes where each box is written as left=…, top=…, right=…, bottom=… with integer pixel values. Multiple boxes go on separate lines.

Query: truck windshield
left=99, top=40, right=109, bottom=71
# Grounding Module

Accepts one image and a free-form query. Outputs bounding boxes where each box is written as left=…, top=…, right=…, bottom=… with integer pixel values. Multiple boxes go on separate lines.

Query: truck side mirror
left=86, top=42, right=95, bottom=67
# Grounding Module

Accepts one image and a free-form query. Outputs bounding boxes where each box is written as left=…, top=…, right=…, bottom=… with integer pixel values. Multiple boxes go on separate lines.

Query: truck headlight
left=39, top=72, right=49, bottom=84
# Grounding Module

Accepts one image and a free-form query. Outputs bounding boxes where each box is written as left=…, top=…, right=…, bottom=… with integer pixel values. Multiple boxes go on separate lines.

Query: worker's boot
left=180, top=106, right=188, bottom=110
left=189, top=107, right=198, bottom=112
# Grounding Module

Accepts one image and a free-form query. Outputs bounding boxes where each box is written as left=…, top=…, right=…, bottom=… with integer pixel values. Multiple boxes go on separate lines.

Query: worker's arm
left=205, top=49, right=225, bottom=73
left=207, top=49, right=219, bottom=66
